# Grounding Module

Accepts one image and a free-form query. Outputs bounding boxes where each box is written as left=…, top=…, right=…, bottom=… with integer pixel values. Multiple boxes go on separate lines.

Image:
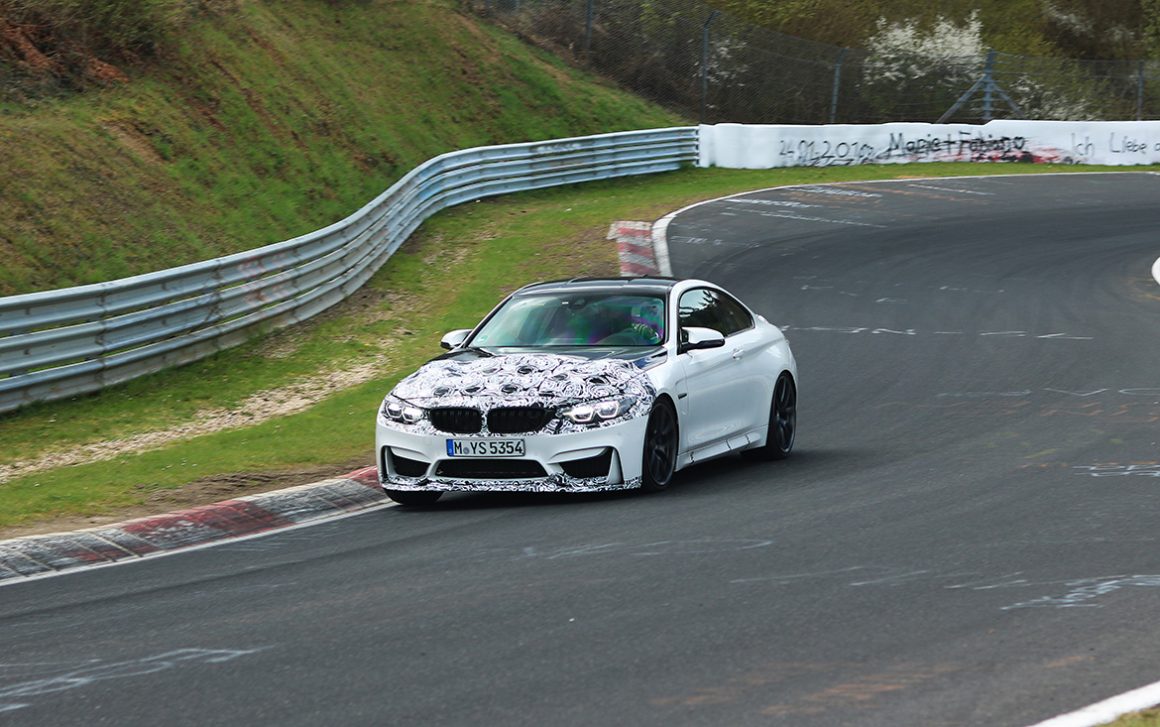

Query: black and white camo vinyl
left=388, top=352, right=656, bottom=436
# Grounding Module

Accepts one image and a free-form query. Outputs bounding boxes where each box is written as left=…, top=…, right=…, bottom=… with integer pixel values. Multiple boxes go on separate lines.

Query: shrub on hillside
left=0, top=0, right=235, bottom=97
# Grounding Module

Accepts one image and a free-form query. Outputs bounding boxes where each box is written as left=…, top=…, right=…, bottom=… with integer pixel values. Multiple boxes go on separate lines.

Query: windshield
left=470, top=292, right=666, bottom=348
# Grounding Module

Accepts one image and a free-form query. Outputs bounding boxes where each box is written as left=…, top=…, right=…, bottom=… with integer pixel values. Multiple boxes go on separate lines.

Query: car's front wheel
left=385, top=490, right=443, bottom=506
left=640, top=400, right=678, bottom=491
left=746, top=373, right=796, bottom=461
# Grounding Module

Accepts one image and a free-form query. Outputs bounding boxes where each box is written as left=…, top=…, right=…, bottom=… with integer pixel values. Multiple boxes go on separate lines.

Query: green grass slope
left=0, top=0, right=682, bottom=295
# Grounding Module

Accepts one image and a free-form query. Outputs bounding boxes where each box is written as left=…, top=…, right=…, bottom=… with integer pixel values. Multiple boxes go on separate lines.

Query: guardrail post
left=96, top=288, right=108, bottom=386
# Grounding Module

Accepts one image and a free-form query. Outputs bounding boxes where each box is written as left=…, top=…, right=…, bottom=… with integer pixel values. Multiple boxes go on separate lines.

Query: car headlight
left=560, top=396, right=637, bottom=425
left=379, top=395, right=425, bottom=425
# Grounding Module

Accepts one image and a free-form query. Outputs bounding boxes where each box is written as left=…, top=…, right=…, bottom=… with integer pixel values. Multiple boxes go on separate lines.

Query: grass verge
left=1112, top=708, right=1160, bottom=726
left=2, top=162, right=1159, bottom=535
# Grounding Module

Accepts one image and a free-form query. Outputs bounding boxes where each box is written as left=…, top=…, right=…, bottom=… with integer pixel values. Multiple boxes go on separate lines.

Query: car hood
left=390, top=347, right=663, bottom=408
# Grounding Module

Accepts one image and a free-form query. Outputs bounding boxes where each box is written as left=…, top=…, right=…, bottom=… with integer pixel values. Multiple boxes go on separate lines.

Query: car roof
left=514, top=277, right=683, bottom=297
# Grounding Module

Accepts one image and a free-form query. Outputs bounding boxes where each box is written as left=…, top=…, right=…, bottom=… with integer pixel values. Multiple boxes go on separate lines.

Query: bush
left=0, top=0, right=236, bottom=99
left=0, top=0, right=179, bottom=58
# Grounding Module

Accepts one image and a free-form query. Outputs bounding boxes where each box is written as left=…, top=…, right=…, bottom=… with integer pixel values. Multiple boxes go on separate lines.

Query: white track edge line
left=651, top=215, right=675, bottom=277
left=1025, top=678, right=1160, bottom=727
left=0, top=500, right=396, bottom=589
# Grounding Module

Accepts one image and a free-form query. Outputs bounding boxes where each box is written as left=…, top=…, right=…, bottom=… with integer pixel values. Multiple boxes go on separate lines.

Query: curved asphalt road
left=2, top=173, right=1159, bottom=726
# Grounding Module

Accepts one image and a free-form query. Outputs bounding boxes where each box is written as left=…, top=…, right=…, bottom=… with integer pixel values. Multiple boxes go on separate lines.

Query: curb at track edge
left=0, top=466, right=392, bottom=586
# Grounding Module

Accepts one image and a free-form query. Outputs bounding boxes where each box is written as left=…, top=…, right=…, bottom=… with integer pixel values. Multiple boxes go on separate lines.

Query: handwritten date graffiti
left=776, top=130, right=1080, bottom=168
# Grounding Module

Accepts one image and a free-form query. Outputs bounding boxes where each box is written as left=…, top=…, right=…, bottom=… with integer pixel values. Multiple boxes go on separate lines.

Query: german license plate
left=446, top=439, right=525, bottom=457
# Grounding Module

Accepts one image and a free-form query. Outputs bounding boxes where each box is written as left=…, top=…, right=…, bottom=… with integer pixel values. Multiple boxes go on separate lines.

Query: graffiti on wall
left=701, top=120, right=1160, bottom=169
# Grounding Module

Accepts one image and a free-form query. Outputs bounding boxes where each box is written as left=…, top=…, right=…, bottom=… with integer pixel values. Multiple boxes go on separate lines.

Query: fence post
left=939, top=49, right=1022, bottom=122
left=584, top=0, right=593, bottom=60
left=981, top=49, right=996, bottom=121
left=829, top=48, right=848, bottom=124
left=700, top=11, right=720, bottom=124
left=1138, top=60, right=1146, bottom=121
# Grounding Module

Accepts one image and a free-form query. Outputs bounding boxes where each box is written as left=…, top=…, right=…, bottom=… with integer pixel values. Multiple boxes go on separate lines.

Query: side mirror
left=679, top=326, right=726, bottom=354
left=440, top=329, right=472, bottom=350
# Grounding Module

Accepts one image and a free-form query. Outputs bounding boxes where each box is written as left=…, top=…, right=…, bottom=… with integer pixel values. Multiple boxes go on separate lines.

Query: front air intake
left=389, top=451, right=429, bottom=478
left=560, top=449, right=613, bottom=479
left=435, top=459, right=547, bottom=479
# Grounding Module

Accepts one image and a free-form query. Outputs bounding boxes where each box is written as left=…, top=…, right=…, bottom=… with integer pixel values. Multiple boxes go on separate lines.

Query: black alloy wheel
left=746, top=373, right=796, bottom=461
left=641, top=401, right=678, bottom=491
left=385, top=489, right=443, bottom=506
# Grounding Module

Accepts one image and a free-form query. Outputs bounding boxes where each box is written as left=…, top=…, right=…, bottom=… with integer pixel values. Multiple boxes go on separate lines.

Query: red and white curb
left=609, top=221, right=664, bottom=276
left=0, top=466, right=387, bottom=583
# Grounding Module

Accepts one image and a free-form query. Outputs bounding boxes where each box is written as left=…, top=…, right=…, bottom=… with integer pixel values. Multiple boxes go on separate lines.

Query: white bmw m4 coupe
left=376, top=277, right=797, bottom=505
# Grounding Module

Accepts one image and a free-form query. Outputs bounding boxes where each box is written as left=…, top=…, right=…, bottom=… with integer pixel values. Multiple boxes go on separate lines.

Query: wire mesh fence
left=469, top=0, right=1160, bottom=124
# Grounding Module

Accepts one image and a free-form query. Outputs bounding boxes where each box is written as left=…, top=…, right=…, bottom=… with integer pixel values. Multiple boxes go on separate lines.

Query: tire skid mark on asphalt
left=493, top=538, right=776, bottom=561
left=779, top=325, right=1094, bottom=340
left=1002, top=575, right=1160, bottom=610
left=649, top=660, right=960, bottom=716
left=729, top=565, right=1160, bottom=610
left=0, top=648, right=267, bottom=713
left=884, top=389, right=1160, bottom=425
left=759, top=663, right=962, bottom=718
left=1073, top=463, right=1160, bottom=478
left=649, top=660, right=862, bottom=708
left=906, top=183, right=997, bottom=196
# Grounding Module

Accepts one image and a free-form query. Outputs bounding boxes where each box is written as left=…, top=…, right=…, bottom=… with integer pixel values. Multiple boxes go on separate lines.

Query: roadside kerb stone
left=0, top=465, right=386, bottom=583
left=609, top=221, right=661, bottom=276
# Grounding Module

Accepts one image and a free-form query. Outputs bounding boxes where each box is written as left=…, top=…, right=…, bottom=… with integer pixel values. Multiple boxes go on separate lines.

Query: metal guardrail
left=0, top=127, right=698, bottom=413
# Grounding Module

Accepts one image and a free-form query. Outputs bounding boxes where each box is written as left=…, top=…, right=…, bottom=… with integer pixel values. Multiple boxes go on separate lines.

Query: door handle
left=731, top=348, right=744, bottom=360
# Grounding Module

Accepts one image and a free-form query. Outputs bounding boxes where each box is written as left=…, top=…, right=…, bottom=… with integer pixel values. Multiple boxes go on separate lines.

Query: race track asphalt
left=2, top=172, right=1159, bottom=726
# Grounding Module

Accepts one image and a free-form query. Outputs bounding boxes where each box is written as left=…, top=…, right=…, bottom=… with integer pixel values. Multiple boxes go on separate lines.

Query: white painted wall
left=699, top=120, right=1160, bottom=168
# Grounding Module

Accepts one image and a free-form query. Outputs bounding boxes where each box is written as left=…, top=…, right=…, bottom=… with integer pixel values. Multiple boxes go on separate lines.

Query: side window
left=715, top=291, right=754, bottom=335
left=677, top=288, right=753, bottom=337
left=677, top=288, right=719, bottom=331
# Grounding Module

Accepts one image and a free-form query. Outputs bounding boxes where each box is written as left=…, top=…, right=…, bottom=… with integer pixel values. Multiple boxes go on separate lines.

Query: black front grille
left=560, top=449, right=613, bottom=479
left=487, top=406, right=556, bottom=434
left=436, top=459, right=547, bottom=480
left=428, top=407, right=483, bottom=434
left=389, top=451, right=429, bottom=478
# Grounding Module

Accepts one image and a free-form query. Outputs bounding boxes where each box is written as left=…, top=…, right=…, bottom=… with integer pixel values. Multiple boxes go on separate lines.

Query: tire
left=746, top=373, right=796, bottom=461
left=640, top=400, right=679, bottom=491
left=385, top=490, right=443, bottom=506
